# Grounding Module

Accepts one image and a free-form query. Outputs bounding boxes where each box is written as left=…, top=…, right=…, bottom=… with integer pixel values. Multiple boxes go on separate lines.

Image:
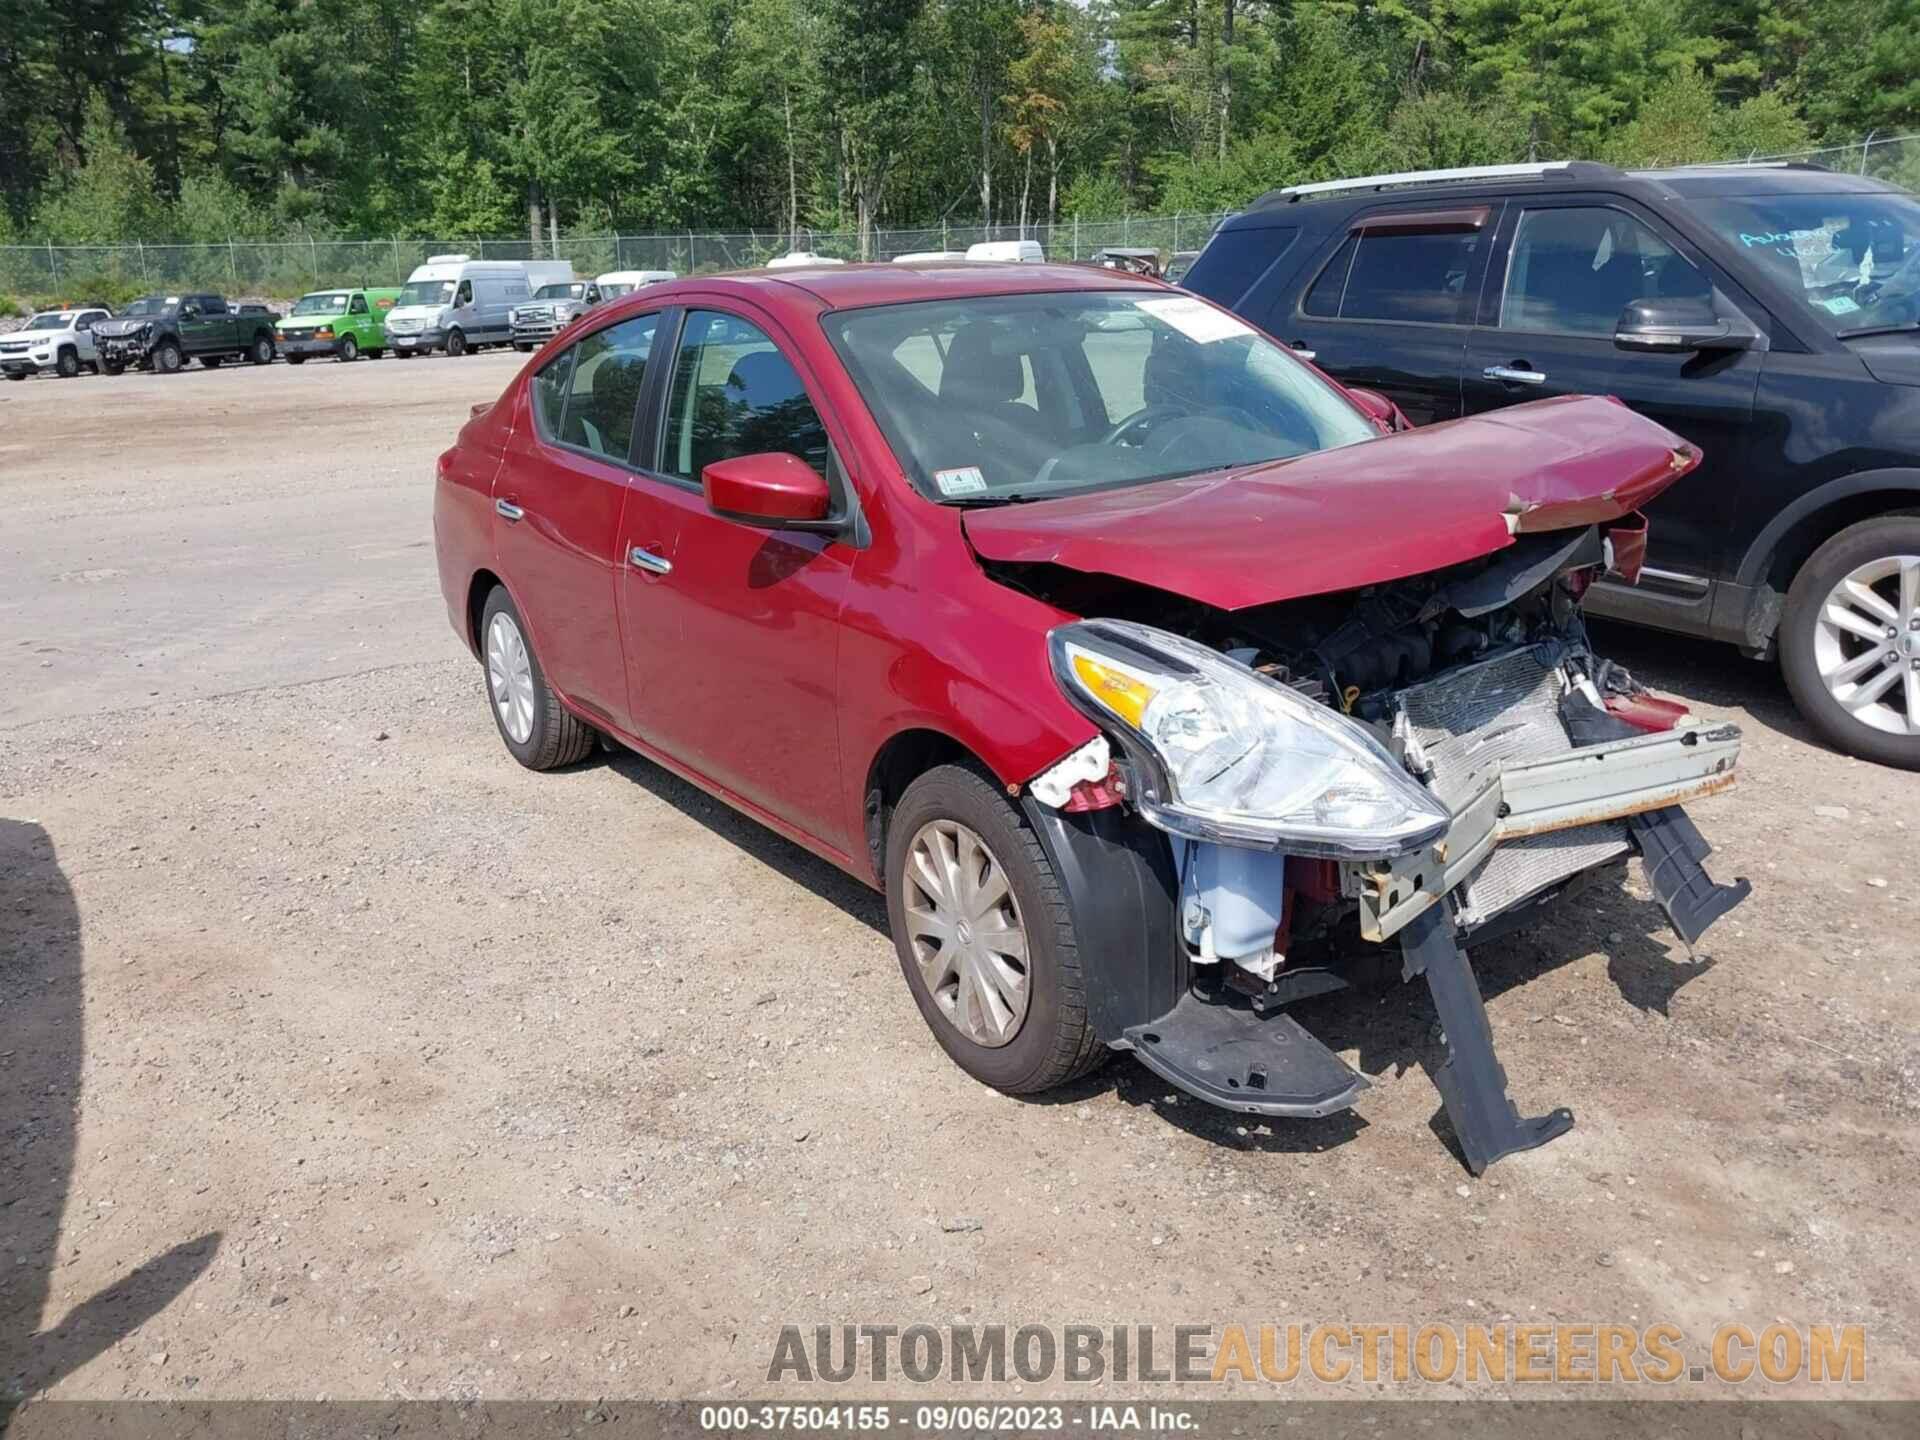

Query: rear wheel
left=366, top=347, right=384, bottom=359
left=478, top=587, right=596, bottom=770
left=513, top=341, right=533, bottom=352
left=1780, top=515, right=1920, bottom=770
left=286, top=355, right=307, bottom=365
left=445, top=329, right=468, bottom=357
left=885, top=764, right=1102, bottom=1096
left=55, top=347, right=80, bottom=378
left=338, top=334, right=359, bottom=362
left=249, top=333, right=274, bottom=365
left=154, top=340, right=183, bottom=374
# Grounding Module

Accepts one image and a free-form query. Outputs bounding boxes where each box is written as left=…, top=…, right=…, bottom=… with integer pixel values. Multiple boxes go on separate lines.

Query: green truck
left=275, top=287, right=403, bottom=363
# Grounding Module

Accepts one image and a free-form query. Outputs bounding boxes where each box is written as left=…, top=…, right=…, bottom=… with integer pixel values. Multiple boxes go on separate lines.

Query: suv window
left=1500, top=206, right=1708, bottom=336
left=553, top=312, right=658, bottom=460
left=1184, top=224, right=1298, bottom=305
left=662, top=311, right=829, bottom=480
left=1302, top=228, right=1482, bottom=324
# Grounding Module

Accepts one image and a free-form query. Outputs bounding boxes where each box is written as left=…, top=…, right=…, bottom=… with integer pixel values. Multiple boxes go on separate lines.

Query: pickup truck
left=93, top=293, right=279, bottom=374
left=0, top=306, right=113, bottom=379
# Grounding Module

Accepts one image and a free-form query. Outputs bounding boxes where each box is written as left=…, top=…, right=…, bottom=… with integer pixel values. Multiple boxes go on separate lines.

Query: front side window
left=1303, top=228, right=1483, bottom=325
left=662, top=311, right=829, bottom=480
left=1500, top=207, right=1707, bottom=336
left=828, top=290, right=1377, bottom=503
left=552, top=312, right=658, bottom=460
left=350, top=294, right=369, bottom=314
left=455, top=280, right=473, bottom=307
left=1692, top=189, right=1920, bottom=336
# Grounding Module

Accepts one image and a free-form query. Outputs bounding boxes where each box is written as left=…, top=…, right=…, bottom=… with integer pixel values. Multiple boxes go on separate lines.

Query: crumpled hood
left=92, top=315, right=159, bottom=338
left=961, top=394, right=1696, bottom=611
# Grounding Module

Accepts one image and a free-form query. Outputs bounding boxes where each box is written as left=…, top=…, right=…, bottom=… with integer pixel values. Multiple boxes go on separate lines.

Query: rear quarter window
left=1300, top=228, right=1483, bottom=325
left=1182, top=224, right=1298, bottom=306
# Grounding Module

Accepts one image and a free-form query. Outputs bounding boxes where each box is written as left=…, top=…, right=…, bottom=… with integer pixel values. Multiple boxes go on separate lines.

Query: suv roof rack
left=1273, top=160, right=1620, bottom=202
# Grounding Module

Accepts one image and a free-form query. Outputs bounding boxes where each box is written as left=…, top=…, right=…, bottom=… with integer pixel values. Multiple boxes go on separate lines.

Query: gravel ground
left=1, top=354, right=1917, bottom=1404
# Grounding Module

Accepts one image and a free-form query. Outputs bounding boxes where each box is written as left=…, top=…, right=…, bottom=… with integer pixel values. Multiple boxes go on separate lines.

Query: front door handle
left=1483, top=363, right=1547, bottom=385
left=1289, top=340, right=1317, bottom=361
left=495, top=498, right=525, bottom=522
left=628, top=545, right=672, bottom=576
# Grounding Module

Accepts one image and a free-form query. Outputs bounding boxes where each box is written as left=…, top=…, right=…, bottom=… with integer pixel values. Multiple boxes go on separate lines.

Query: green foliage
left=0, top=0, right=1910, bottom=251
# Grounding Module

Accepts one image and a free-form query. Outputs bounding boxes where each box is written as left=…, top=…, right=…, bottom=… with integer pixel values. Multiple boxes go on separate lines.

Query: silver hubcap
left=1815, top=554, right=1920, bottom=737
left=903, top=820, right=1031, bottom=1048
left=485, top=611, right=537, bottom=745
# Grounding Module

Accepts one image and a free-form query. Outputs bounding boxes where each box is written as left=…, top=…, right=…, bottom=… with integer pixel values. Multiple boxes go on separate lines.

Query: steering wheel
left=1100, top=404, right=1189, bottom=447
left=1856, top=245, right=1920, bottom=324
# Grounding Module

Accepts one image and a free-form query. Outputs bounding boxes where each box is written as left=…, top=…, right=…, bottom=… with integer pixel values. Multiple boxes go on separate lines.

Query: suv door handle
left=1483, top=364, right=1547, bottom=385
left=495, top=499, right=525, bottom=522
left=628, top=545, right=672, bottom=576
left=1289, top=340, right=1317, bottom=361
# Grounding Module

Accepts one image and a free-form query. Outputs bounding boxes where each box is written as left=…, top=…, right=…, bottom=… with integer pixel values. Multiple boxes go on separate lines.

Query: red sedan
left=433, top=261, right=1748, bottom=1172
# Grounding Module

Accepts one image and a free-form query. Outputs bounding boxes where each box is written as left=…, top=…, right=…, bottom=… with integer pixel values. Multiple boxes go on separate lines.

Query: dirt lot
left=2, top=354, right=1917, bottom=1405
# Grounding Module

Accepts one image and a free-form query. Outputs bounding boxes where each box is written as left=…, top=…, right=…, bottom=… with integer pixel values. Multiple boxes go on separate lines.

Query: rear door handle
left=495, top=498, right=525, bottom=522
left=1483, top=364, right=1547, bottom=385
left=628, top=545, right=672, bottom=576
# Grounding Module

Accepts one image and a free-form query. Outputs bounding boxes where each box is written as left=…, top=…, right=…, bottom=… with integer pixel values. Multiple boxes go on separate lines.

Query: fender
left=1734, top=466, right=1920, bottom=590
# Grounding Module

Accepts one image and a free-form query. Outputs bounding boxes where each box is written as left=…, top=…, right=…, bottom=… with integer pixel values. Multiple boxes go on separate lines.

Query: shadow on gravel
left=602, top=751, right=887, bottom=936
left=1587, top=618, right=1824, bottom=753
left=0, top=820, right=218, bottom=1400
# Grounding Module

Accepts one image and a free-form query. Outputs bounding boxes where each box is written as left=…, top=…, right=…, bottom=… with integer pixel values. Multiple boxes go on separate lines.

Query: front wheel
left=250, top=334, right=274, bottom=365
left=366, top=347, right=384, bottom=360
left=478, top=587, right=596, bottom=770
left=56, top=348, right=80, bottom=378
left=153, top=340, right=183, bottom=374
left=338, top=334, right=359, bottom=362
left=1780, top=514, right=1920, bottom=769
left=3, top=372, right=25, bottom=382
left=885, top=764, right=1102, bottom=1095
left=444, top=329, right=467, bottom=357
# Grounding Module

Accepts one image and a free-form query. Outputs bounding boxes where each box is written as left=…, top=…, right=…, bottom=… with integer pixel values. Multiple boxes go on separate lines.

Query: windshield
left=119, top=297, right=167, bottom=317
left=396, top=279, right=456, bottom=308
left=827, top=290, right=1376, bottom=503
left=292, top=291, right=351, bottom=316
left=534, top=283, right=585, bottom=300
left=25, top=313, right=68, bottom=330
left=1697, top=190, right=1920, bottom=336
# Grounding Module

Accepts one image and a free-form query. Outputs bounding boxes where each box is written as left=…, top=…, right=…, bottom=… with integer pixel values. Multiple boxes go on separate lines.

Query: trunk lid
left=961, top=394, right=1695, bottom=611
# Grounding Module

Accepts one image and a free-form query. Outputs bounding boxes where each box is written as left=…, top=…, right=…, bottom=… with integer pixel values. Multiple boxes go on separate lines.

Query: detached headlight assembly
left=1049, top=619, right=1450, bottom=858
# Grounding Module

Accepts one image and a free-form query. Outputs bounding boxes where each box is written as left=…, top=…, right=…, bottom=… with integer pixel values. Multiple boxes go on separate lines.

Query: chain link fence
left=9, top=130, right=1920, bottom=304
left=0, top=214, right=1230, bottom=304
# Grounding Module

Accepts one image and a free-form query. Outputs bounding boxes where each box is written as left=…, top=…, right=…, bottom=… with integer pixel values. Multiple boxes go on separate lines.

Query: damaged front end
left=1018, top=520, right=1749, bottom=1174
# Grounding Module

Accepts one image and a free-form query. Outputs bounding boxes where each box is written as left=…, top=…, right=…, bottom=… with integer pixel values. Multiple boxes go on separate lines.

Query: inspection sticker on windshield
left=1819, top=294, right=1862, bottom=316
left=1136, top=295, right=1253, bottom=344
left=933, top=465, right=989, bottom=496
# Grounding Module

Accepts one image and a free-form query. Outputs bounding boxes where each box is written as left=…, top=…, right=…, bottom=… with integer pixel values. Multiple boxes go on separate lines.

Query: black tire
left=367, top=347, right=384, bottom=360
left=55, top=347, right=80, bottom=378
left=286, top=355, right=307, bottom=365
left=445, top=329, right=468, bottom=357
left=86, top=360, right=100, bottom=375
left=477, top=586, right=596, bottom=771
left=1780, top=514, right=1920, bottom=770
left=4, top=372, right=25, bottom=382
left=338, top=334, right=359, bottom=362
left=395, top=350, right=414, bottom=359
left=102, top=360, right=125, bottom=377
left=201, top=355, right=223, bottom=369
left=249, top=333, right=274, bottom=365
left=885, top=763, right=1102, bottom=1096
left=513, top=341, right=533, bottom=353
left=154, top=340, right=183, bottom=374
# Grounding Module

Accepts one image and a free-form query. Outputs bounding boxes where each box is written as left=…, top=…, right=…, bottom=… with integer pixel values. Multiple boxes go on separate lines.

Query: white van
left=965, top=239, right=1045, bottom=263
left=596, top=269, right=677, bottom=297
left=766, top=251, right=846, bottom=269
left=384, top=255, right=550, bottom=357
left=891, top=250, right=969, bottom=264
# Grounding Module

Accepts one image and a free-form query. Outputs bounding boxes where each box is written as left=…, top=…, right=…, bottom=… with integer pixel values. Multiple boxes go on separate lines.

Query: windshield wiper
left=943, top=492, right=1034, bottom=508
left=1839, top=321, right=1920, bottom=339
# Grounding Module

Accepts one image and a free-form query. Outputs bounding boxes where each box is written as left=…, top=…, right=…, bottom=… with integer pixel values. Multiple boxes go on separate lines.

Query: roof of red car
left=655, top=261, right=1167, bottom=314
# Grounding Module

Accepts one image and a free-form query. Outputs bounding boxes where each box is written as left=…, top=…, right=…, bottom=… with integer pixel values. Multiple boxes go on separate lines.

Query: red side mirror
left=702, top=452, right=831, bottom=525
left=1346, top=386, right=1411, bottom=433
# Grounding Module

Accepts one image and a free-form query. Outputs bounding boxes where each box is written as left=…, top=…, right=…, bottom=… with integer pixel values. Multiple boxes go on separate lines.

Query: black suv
left=1184, top=160, right=1920, bottom=769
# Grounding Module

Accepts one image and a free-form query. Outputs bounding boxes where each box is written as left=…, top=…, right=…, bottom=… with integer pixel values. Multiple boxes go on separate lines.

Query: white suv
left=1, top=307, right=112, bottom=380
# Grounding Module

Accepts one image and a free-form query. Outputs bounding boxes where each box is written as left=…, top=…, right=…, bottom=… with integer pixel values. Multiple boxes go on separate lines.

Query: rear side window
left=1300, top=228, right=1482, bottom=324
left=1182, top=225, right=1297, bottom=306
left=531, top=347, right=575, bottom=440
left=661, top=310, right=829, bottom=480
left=556, top=312, right=658, bottom=460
